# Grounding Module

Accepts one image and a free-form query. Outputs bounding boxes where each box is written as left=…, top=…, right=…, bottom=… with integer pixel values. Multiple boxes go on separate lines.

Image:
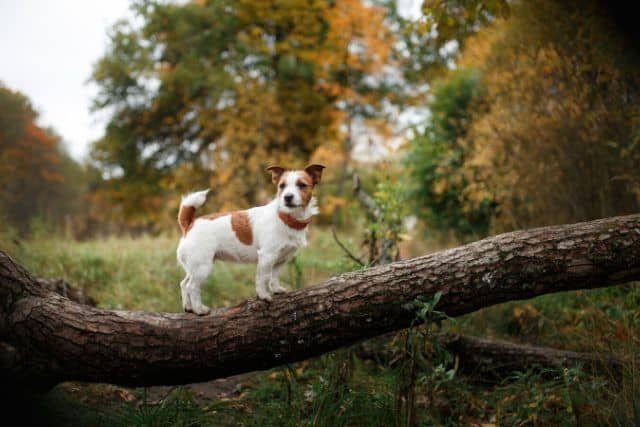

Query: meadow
left=4, top=225, right=638, bottom=426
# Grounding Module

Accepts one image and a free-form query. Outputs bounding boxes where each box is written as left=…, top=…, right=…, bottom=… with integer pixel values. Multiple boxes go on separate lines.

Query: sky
left=0, top=0, right=422, bottom=162
left=0, top=0, right=132, bottom=160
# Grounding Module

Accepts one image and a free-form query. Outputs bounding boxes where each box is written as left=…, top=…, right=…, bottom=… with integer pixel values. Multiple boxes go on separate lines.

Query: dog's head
left=266, top=164, right=325, bottom=212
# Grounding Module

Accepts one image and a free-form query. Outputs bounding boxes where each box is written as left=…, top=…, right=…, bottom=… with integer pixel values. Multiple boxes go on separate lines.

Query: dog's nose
left=284, top=194, right=294, bottom=203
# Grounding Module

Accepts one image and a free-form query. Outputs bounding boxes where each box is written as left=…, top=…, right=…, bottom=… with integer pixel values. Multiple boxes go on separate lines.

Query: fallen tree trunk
left=442, top=334, right=626, bottom=381
left=354, top=333, right=626, bottom=381
left=1, top=214, right=639, bottom=389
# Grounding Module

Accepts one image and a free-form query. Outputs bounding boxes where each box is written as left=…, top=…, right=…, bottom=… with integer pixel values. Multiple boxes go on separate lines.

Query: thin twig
left=352, top=173, right=381, bottom=220
left=331, top=227, right=365, bottom=267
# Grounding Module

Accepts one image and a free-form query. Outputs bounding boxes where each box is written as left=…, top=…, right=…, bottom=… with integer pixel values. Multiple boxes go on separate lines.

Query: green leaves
left=406, top=68, right=495, bottom=238
left=413, top=291, right=452, bottom=328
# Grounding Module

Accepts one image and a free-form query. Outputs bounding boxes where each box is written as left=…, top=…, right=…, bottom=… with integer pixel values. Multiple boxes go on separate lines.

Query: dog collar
left=278, top=211, right=312, bottom=230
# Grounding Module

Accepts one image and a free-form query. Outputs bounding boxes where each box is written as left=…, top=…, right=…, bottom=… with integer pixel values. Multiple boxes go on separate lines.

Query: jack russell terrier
left=176, top=164, right=325, bottom=315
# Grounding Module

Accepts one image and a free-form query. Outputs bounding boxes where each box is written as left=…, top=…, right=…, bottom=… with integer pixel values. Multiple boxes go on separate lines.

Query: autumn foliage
left=2, top=0, right=639, bottom=239
left=0, top=84, right=84, bottom=234
left=89, top=0, right=396, bottom=230
left=407, top=0, right=640, bottom=236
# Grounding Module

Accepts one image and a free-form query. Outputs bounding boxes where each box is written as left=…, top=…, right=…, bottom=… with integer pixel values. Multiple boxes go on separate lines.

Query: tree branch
left=351, top=173, right=381, bottom=220
left=1, top=214, right=639, bottom=389
left=331, top=227, right=365, bottom=267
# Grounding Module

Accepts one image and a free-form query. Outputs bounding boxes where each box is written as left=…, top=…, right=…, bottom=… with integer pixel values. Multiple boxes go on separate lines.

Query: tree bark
left=1, top=214, right=639, bottom=389
left=441, top=334, right=626, bottom=381
left=354, top=333, right=626, bottom=381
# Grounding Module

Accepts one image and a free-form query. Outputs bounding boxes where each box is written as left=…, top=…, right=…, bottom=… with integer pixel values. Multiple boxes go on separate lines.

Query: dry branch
left=1, top=214, right=639, bottom=389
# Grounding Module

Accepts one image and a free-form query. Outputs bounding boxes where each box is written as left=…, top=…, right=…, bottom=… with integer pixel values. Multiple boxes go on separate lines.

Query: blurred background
left=1, top=0, right=639, bottom=424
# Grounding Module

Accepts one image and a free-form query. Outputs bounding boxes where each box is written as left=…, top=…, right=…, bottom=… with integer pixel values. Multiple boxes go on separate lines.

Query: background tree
left=459, top=0, right=640, bottom=230
left=90, top=0, right=395, bottom=231
left=406, top=0, right=640, bottom=236
left=0, top=84, right=85, bottom=234
left=405, top=69, right=495, bottom=239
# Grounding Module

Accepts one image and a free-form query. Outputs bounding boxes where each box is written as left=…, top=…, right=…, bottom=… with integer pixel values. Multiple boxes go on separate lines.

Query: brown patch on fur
left=178, top=205, right=196, bottom=235
left=192, top=210, right=253, bottom=245
left=297, top=172, right=314, bottom=206
left=304, top=164, right=325, bottom=185
left=278, top=211, right=311, bottom=230
left=231, top=211, right=253, bottom=245
left=267, top=165, right=285, bottom=184
left=182, top=211, right=231, bottom=235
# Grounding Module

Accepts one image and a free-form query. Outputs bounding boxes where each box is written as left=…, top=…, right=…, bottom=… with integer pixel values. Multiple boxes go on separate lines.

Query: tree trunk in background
left=1, top=214, right=639, bottom=389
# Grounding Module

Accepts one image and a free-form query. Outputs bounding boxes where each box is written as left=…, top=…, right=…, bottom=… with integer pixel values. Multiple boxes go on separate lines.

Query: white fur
left=180, top=189, right=210, bottom=209
left=176, top=171, right=318, bottom=315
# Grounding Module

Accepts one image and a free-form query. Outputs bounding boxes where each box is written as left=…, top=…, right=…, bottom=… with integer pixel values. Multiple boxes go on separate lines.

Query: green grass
left=1, top=227, right=638, bottom=426
left=2, top=227, right=355, bottom=312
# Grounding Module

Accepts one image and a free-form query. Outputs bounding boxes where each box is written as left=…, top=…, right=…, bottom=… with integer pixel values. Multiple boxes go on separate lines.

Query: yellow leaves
left=311, top=145, right=343, bottom=169
left=321, top=195, right=347, bottom=216
left=316, top=0, right=393, bottom=83
left=432, top=178, right=448, bottom=197
left=41, top=170, right=65, bottom=184
left=458, top=20, right=505, bottom=70
left=452, top=0, right=640, bottom=231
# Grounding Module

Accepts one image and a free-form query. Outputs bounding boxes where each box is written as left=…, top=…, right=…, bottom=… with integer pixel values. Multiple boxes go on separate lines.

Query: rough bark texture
left=354, top=333, right=625, bottom=381
left=34, top=277, right=96, bottom=307
left=442, top=334, right=626, bottom=380
left=1, top=214, right=639, bottom=389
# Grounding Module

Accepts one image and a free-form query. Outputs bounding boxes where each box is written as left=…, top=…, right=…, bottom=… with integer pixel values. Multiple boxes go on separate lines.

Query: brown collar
left=278, top=211, right=312, bottom=230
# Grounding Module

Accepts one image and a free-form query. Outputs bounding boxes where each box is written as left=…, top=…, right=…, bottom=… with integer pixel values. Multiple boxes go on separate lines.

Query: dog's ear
left=304, top=164, right=326, bottom=185
left=266, top=165, right=286, bottom=185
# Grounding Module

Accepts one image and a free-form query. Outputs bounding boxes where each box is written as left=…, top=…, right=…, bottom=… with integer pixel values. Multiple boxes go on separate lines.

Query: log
left=442, top=334, right=626, bottom=381
left=353, top=333, right=626, bottom=382
left=1, top=214, right=639, bottom=389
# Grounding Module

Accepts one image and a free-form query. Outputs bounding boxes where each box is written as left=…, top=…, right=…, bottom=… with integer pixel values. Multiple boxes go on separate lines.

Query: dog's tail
left=178, top=189, right=210, bottom=235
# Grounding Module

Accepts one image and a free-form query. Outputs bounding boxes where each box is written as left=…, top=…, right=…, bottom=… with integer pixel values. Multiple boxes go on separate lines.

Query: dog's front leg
left=269, top=260, right=288, bottom=294
left=255, top=251, right=276, bottom=301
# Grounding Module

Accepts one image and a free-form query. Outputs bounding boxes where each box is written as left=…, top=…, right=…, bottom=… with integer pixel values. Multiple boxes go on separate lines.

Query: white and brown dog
left=176, top=164, right=325, bottom=315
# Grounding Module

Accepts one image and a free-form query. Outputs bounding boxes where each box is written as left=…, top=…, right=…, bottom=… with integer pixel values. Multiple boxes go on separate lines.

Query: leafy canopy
left=90, top=0, right=395, bottom=228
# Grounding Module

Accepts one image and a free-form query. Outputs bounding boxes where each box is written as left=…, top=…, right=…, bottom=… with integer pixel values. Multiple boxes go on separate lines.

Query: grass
left=1, top=226, right=638, bottom=426
left=2, top=227, right=355, bottom=312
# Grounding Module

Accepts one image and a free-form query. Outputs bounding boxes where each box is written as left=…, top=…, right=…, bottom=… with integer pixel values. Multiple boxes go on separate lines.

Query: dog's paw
left=191, top=304, right=211, bottom=316
left=256, top=290, right=273, bottom=301
left=271, top=284, right=287, bottom=294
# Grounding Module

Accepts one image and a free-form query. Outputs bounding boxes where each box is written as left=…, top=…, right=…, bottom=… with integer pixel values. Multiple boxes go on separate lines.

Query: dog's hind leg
left=186, top=262, right=213, bottom=315
left=179, top=275, right=192, bottom=312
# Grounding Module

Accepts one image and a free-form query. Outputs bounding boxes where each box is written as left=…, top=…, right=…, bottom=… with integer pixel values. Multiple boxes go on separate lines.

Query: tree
left=0, top=83, right=85, bottom=234
left=380, top=0, right=509, bottom=83
left=457, top=0, right=640, bottom=231
left=405, top=0, right=640, bottom=236
left=90, top=0, right=395, bottom=230
left=2, top=213, right=638, bottom=389
left=405, top=69, right=495, bottom=238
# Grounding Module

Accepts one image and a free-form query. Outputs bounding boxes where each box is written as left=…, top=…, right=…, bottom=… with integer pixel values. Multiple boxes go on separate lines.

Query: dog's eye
left=297, top=183, right=307, bottom=189
left=279, top=183, right=285, bottom=189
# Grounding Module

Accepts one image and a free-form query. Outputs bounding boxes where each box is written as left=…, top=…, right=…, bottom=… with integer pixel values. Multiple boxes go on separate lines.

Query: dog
left=176, top=164, right=325, bottom=315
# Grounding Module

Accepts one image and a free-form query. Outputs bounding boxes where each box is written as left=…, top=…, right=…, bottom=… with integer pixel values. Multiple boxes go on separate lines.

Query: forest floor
left=3, top=227, right=638, bottom=426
